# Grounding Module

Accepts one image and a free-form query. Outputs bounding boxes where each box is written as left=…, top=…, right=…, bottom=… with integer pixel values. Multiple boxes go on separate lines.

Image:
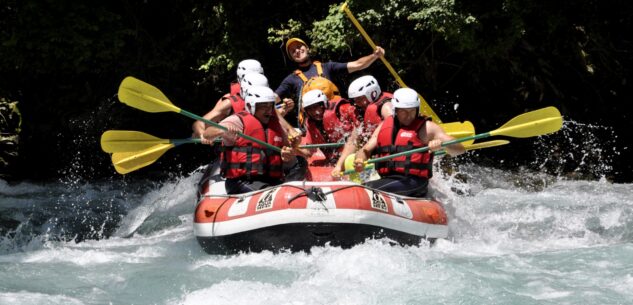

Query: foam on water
left=1, top=116, right=633, bottom=304
left=114, top=169, right=203, bottom=238
left=0, top=292, right=84, bottom=305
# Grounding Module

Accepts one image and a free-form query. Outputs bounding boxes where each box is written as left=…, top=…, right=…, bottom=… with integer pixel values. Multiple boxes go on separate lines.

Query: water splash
left=114, top=169, right=202, bottom=237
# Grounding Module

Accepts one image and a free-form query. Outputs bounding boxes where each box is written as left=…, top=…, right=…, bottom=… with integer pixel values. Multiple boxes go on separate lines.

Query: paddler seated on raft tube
left=202, top=86, right=311, bottom=195
left=331, top=75, right=393, bottom=178
left=351, top=88, right=466, bottom=197
left=193, top=73, right=308, bottom=181
left=275, top=37, right=385, bottom=120
left=300, top=89, right=358, bottom=166
left=192, top=60, right=296, bottom=143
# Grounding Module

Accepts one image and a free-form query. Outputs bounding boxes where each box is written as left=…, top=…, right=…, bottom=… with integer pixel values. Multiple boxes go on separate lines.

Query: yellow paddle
left=105, top=131, right=507, bottom=175
left=101, top=130, right=347, bottom=153
left=344, top=106, right=563, bottom=174
left=342, top=139, right=510, bottom=175
left=432, top=139, right=510, bottom=157
left=111, top=144, right=174, bottom=175
left=438, top=121, right=475, bottom=145
left=340, top=2, right=442, bottom=122
left=100, top=130, right=202, bottom=153
left=117, top=76, right=281, bottom=153
left=101, top=130, right=345, bottom=174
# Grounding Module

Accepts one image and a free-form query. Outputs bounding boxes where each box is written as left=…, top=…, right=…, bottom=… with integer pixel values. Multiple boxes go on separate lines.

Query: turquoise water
left=1, top=166, right=632, bottom=305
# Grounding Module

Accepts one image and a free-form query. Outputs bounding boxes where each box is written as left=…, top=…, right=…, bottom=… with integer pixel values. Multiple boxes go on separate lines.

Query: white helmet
left=245, top=86, right=276, bottom=114
left=302, top=89, right=328, bottom=110
left=236, top=59, right=264, bottom=82
left=392, top=88, right=420, bottom=111
left=240, top=73, right=269, bottom=97
left=348, top=75, right=381, bottom=102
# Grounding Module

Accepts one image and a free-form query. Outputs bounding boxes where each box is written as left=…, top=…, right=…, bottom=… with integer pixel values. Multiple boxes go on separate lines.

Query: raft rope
left=201, top=181, right=430, bottom=202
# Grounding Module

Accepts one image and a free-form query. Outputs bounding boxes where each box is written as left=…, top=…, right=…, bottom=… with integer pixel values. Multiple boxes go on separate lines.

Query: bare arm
left=192, top=97, right=233, bottom=140
left=201, top=122, right=230, bottom=143
left=423, top=121, right=466, bottom=156
left=201, top=114, right=243, bottom=144
left=346, top=47, right=385, bottom=73
left=276, top=111, right=303, bottom=148
left=380, top=101, right=393, bottom=119
left=275, top=115, right=311, bottom=160
left=276, top=98, right=295, bottom=117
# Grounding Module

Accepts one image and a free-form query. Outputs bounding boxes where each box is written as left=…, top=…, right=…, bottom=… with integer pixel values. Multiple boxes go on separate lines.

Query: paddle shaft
left=340, top=2, right=442, bottom=123
left=171, top=137, right=201, bottom=146
left=433, top=140, right=509, bottom=156
left=181, top=138, right=339, bottom=150
left=121, top=135, right=340, bottom=150
left=340, top=4, right=401, bottom=86
left=342, top=148, right=461, bottom=175
left=300, top=143, right=344, bottom=149
left=118, top=77, right=283, bottom=153
left=367, top=132, right=490, bottom=164
left=179, top=109, right=282, bottom=153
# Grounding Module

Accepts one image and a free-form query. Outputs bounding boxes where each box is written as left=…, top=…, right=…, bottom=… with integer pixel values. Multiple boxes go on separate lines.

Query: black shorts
left=363, top=175, right=429, bottom=197
left=225, top=177, right=282, bottom=195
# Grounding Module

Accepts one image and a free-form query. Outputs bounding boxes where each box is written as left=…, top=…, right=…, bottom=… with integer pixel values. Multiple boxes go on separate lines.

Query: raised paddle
left=349, top=106, right=563, bottom=172
left=117, top=76, right=281, bottom=153
left=340, top=2, right=442, bottom=122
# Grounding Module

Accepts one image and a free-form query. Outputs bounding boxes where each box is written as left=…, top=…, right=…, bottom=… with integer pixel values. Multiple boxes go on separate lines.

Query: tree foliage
left=0, top=0, right=630, bottom=181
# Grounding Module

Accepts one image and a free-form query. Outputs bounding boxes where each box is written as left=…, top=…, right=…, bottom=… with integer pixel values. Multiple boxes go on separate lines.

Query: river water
left=1, top=122, right=632, bottom=305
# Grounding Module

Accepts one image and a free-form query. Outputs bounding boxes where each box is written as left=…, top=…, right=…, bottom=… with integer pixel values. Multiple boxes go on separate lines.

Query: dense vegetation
left=1, top=0, right=631, bottom=182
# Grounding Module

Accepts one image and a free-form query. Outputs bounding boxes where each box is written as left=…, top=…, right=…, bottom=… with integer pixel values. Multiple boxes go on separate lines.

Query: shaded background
left=1, top=0, right=631, bottom=182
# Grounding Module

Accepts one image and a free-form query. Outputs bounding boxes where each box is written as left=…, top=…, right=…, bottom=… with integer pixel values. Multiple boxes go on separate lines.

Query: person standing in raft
left=352, top=88, right=465, bottom=197
left=202, top=86, right=308, bottom=194
left=275, top=37, right=385, bottom=121
left=192, top=59, right=295, bottom=143
left=300, top=89, right=358, bottom=166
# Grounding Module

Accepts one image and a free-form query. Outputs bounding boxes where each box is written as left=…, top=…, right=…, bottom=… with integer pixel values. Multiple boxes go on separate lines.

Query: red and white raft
left=193, top=166, right=448, bottom=254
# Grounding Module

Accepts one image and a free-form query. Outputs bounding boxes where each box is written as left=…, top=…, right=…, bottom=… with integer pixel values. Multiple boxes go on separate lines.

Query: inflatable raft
left=193, top=166, right=448, bottom=254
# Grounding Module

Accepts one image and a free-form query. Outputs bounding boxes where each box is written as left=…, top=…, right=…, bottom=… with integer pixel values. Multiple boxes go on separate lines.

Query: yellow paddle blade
left=118, top=76, right=181, bottom=113
left=491, top=106, right=563, bottom=138
left=343, top=153, right=362, bottom=183
left=435, top=140, right=510, bottom=156
left=418, top=94, right=442, bottom=124
left=111, top=143, right=175, bottom=174
left=440, top=121, right=475, bottom=145
left=465, top=140, right=510, bottom=151
left=101, top=130, right=170, bottom=153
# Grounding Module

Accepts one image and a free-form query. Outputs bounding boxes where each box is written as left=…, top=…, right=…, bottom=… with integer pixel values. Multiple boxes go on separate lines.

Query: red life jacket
left=230, top=81, right=241, bottom=96
left=221, top=112, right=284, bottom=179
left=222, top=94, right=246, bottom=115
left=373, top=116, right=433, bottom=178
left=304, top=117, right=328, bottom=145
left=362, top=92, right=393, bottom=138
left=303, top=117, right=335, bottom=166
left=322, top=97, right=359, bottom=144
